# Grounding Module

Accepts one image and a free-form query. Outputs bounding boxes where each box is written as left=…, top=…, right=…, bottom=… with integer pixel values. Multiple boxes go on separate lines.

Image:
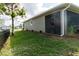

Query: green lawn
left=0, top=31, right=79, bottom=56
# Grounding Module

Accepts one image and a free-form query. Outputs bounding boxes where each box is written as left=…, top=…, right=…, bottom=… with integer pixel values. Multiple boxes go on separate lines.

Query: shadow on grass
left=10, top=31, right=79, bottom=56
left=0, top=31, right=10, bottom=51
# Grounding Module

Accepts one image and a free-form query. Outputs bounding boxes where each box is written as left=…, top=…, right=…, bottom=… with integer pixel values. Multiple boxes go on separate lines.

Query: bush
left=68, top=25, right=76, bottom=35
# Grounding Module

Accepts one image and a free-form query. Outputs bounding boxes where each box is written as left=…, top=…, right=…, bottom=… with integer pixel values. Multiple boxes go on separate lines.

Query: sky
left=22, top=3, right=61, bottom=18
left=0, top=3, right=79, bottom=26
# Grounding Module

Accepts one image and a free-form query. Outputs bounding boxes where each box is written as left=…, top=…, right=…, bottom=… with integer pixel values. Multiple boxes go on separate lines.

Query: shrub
left=68, top=25, right=76, bottom=35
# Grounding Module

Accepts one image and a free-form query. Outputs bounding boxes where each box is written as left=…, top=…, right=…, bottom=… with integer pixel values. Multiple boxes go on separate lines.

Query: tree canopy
left=0, top=3, right=26, bottom=36
left=0, top=3, right=6, bottom=14
left=0, top=3, right=26, bottom=18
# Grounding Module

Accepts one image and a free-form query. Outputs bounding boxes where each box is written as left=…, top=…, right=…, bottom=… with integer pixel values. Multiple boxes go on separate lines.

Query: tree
left=0, top=4, right=6, bottom=29
left=0, top=3, right=6, bottom=14
left=0, top=3, right=26, bottom=36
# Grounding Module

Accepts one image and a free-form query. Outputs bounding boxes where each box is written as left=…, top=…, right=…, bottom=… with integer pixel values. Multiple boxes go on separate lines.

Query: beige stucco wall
left=24, top=16, right=45, bottom=32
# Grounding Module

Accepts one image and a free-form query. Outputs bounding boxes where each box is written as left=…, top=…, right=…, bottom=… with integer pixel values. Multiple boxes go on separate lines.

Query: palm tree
left=0, top=3, right=26, bottom=36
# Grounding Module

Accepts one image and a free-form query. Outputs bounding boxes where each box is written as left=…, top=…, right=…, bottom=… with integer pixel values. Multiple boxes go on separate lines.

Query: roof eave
left=24, top=3, right=79, bottom=23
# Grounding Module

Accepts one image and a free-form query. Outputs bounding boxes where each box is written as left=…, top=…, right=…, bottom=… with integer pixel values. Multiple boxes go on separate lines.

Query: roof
left=24, top=3, right=79, bottom=23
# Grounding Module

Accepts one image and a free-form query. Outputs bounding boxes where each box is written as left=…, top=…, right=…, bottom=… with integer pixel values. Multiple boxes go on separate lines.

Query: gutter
left=63, top=3, right=71, bottom=11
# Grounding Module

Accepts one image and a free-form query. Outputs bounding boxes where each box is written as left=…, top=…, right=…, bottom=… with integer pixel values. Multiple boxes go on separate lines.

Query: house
left=23, top=3, right=79, bottom=36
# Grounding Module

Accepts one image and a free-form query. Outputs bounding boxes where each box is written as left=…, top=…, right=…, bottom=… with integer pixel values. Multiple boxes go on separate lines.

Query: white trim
left=64, top=10, right=67, bottom=35
left=60, top=10, right=65, bottom=36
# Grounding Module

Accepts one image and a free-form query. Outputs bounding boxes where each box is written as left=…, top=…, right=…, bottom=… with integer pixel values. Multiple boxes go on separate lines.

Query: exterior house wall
left=24, top=16, right=45, bottom=32
left=24, top=10, right=66, bottom=36
left=24, top=11, right=63, bottom=35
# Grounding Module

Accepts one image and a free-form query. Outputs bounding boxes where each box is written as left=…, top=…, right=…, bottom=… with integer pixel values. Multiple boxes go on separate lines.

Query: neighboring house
left=23, top=3, right=79, bottom=36
left=0, top=19, right=4, bottom=26
left=0, top=25, right=10, bottom=30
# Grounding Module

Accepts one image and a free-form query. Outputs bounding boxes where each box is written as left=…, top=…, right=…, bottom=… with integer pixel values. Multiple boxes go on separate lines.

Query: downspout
left=60, top=4, right=71, bottom=36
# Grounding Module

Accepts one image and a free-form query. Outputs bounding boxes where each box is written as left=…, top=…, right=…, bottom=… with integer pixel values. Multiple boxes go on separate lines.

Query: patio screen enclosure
left=67, top=10, right=79, bottom=34
left=45, top=12, right=61, bottom=35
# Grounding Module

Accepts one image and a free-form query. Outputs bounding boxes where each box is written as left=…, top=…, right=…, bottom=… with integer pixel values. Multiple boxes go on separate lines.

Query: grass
left=1, top=31, right=79, bottom=56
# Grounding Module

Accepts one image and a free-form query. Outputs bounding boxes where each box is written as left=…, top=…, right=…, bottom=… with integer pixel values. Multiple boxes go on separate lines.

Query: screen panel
left=45, top=12, right=61, bottom=35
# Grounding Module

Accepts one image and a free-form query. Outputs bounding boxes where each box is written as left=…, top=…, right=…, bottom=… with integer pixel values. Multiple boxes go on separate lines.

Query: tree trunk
left=11, top=17, right=14, bottom=36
